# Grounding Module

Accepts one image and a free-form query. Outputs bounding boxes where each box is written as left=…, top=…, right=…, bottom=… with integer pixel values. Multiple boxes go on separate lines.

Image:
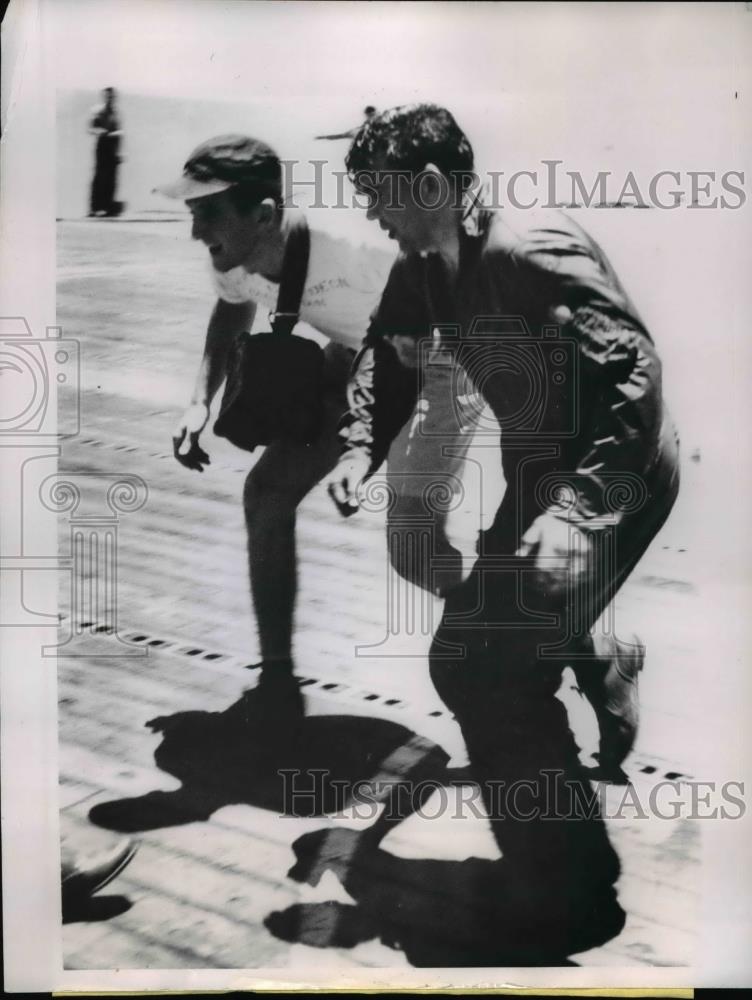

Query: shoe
left=226, top=668, right=305, bottom=750
left=61, top=837, right=138, bottom=904
left=241, top=662, right=305, bottom=725
left=575, top=633, right=645, bottom=782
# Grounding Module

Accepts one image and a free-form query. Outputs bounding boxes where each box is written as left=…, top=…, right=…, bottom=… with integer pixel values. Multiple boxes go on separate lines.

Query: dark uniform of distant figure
left=88, top=87, right=123, bottom=217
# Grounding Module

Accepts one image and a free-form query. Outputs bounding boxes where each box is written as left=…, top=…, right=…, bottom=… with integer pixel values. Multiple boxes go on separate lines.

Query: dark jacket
left=340, top=206, right=675, bottom=529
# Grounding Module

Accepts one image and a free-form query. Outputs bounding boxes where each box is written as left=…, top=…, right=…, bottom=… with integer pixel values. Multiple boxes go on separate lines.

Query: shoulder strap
left=271, top=211, right=311, bottom=335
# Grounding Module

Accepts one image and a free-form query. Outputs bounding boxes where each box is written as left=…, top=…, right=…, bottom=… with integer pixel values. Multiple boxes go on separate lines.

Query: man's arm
left=328, top=335, right=421, bottom=513
left=517, top=304, right=666, bottom=591
left=327, top=257, right=425, bottom=513
left=192, top=298, right=256, bottom=406
left=327, top=340, right=380, bottom=514
left=504, top=226, right=668, bottom=587
left=87, top=107, right=107, bottom=137
left=173, top=298, right=256, bottom=471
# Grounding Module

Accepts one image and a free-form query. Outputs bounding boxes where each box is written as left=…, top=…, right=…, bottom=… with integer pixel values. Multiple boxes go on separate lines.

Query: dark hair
left=346, top=104, right=474, bottom=188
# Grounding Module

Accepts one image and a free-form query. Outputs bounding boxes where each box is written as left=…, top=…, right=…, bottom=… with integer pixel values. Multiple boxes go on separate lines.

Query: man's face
left=187, top=190, right=262, bottom=273
left=363, top=167, right=440, bottom=254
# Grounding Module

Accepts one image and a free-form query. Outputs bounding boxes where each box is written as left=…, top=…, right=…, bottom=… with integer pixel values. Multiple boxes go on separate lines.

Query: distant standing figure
left=88, top=87, right=123, bottom=217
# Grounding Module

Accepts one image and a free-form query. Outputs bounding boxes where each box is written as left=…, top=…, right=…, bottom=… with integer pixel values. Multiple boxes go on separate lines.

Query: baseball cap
left=154, top=134, right=282, bottom=201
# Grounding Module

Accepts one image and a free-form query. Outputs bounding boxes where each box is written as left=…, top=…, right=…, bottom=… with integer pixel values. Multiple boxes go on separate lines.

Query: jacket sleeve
left=510, top=223, right=668, bottom=527
left=557, top=304, right=666, bottom=527
left=338, top=256, right=425, bottom=473
left=338, top=341, right=377, bottom=469
left=338, top=337, right=421, bottom=474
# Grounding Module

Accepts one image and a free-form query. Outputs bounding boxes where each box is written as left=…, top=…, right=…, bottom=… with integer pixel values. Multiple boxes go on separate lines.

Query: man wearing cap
left=156, top=134, right=405, bottom=715
left=326, top=104, right=681, bottom=960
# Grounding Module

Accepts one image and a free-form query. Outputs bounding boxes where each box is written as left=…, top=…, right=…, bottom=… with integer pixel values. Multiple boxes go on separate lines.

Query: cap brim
left=152, top=175, right=235, bottom=200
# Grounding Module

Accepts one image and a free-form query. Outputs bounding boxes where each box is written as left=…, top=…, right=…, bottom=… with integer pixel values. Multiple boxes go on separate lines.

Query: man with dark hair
left=346, top=103, right=475, bottom=178
left=156, top=134, right=399, bottom=719
left=328, top=103, right=680, bottom=960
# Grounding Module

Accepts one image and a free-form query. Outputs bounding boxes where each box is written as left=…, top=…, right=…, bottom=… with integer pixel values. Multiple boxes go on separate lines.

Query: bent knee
left=387, top=516, right=466, bottom=596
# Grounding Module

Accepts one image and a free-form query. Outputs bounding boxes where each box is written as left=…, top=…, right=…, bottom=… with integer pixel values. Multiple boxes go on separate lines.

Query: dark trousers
left=429, top=420, right=680, bottom=927
left=90, top=136, right=120, bottom=215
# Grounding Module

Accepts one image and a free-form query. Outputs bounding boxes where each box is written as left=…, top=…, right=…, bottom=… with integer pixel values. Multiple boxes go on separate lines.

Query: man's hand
left=325, top=454, right=371, bottom=517
left=516, top=512, right=591, bottom=591
left=172, top=403, right=211, bottom=472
